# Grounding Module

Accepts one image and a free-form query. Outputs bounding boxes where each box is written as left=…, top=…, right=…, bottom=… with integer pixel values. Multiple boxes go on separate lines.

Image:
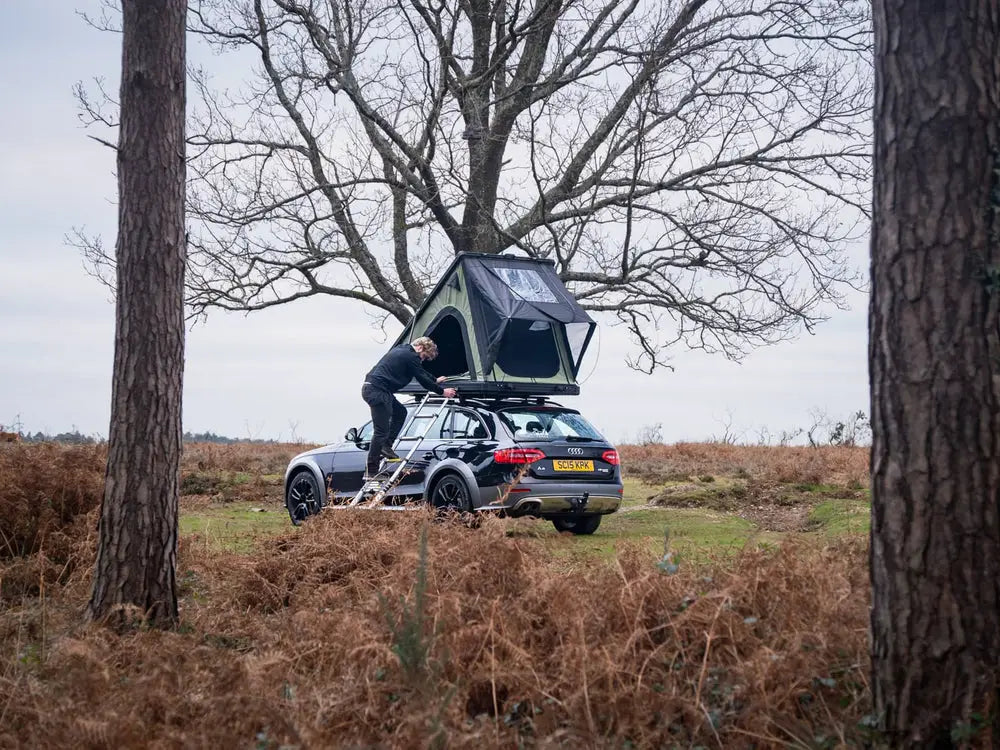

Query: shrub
left=0, top=443, right=105, bottom=560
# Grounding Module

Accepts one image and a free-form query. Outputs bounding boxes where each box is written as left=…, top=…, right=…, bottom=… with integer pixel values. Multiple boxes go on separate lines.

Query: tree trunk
left=870, top=1, right=1000, bottom=745
left=87, top=0, right=187, bottom=627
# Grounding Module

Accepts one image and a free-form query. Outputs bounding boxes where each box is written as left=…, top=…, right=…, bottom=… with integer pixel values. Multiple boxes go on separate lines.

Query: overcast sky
left=0, top=3, right=871, bottom=446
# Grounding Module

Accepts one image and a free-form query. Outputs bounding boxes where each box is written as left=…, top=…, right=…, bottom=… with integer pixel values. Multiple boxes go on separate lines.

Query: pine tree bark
left=87, top=0, right=187, bottom=627
left=870, top=1, right=1000, bottom=745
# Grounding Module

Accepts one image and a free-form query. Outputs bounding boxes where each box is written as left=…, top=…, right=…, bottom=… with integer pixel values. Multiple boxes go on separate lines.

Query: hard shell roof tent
left=394, top=253, right=596, bottom=398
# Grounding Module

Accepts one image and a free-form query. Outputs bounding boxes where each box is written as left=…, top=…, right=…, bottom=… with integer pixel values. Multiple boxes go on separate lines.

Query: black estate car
left=283, top=396, right=623, bottom=533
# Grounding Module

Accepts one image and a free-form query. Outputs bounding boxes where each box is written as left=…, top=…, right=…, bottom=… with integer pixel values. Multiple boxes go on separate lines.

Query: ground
left=0, top=441, right=882, bottom=749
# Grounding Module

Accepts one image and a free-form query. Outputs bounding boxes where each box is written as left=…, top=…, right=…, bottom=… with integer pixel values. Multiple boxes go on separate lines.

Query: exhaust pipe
left=510, top=497, right=542, bottom=516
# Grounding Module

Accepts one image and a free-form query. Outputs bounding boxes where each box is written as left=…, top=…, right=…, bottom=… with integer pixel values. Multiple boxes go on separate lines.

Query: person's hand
left=436, top=376, right=447, bottom=383
left=443, top=387, right=458, bottom=399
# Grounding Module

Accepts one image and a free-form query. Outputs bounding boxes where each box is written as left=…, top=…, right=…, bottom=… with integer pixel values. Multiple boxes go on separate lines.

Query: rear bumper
left=477, top=482, right=623, bottom=516
left=508, top=493, right=621, bottom=516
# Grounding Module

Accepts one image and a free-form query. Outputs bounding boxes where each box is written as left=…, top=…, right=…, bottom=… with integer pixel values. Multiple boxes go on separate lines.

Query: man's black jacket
left=365, top=344, right=443, bottom=394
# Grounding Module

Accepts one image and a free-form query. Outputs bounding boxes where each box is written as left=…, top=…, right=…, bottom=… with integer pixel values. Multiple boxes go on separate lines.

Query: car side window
left=401, top=409, right=446, bottom=440
left=359, top=421, right=373, bottom=441
left=443, top=409, right=489, bottom=440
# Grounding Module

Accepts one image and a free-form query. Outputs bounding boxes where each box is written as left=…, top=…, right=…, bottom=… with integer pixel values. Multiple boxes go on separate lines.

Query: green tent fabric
left=393, top=253, right=596, bottom=398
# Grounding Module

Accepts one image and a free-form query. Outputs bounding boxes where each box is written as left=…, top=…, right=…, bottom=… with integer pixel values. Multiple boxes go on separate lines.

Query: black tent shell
left=393, top=253, right=596, bottom=398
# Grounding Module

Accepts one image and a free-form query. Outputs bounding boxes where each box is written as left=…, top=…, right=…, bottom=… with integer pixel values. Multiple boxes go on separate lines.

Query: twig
left=490, top=605, right=499, bottom=740
left=699, top=701, right=724, bottom=749
left=580, top=618, right=596, bottom=737
left=693, top=598, right=727, bottom=707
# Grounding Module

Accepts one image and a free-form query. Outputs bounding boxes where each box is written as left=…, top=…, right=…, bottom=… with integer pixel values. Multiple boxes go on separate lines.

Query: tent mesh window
left=496, top=320, right=560, bottom=377
left=424, top=314, right=470, bottom=378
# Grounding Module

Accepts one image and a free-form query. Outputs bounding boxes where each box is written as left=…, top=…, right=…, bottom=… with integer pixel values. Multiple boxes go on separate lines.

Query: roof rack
left=399, top=380, right=580, bottom=399
left=408, top=393, right=569, bottom=410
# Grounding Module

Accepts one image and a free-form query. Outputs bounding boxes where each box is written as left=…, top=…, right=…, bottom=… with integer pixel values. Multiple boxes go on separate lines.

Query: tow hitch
left=567, top=492, right=590, bottom=512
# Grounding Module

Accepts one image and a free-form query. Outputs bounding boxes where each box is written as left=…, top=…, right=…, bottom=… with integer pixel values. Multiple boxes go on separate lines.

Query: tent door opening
left=423, top=310, right=474, bottom=379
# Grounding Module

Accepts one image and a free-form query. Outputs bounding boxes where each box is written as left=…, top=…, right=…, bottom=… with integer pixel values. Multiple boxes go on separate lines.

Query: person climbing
left=361, top=336, right=458, bottom=479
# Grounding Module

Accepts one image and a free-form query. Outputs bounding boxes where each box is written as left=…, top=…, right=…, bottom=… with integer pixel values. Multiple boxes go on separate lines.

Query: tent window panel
left=423, top=314, right=470, bottom=378
left=494, top=267, right=559, bottom=303
left=495, top=319, right=561, bottom=378
left=565, top=322, right=591, bottom=371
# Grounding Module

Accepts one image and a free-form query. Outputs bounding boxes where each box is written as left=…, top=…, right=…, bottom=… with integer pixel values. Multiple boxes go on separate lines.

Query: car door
left=391, top=406, right=448, bottom=493
left=328, top=420, right=373, bottom=498
left=423, top=406, right=496, bottom=482
left=330, top=402, right=452, bottom=499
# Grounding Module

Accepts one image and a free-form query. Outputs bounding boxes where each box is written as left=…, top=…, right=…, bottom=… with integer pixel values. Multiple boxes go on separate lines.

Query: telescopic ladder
left=348, top=392, right=451, bottom=507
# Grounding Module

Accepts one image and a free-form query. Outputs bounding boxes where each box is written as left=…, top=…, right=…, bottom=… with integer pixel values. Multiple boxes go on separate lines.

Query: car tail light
left=494, top=448, right=545, bottom=464
left=602, top=449, right=620, bottom=465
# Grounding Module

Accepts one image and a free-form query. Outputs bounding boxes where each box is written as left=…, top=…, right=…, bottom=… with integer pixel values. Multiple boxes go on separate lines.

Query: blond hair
left=412, top=336, right=439, bottom=359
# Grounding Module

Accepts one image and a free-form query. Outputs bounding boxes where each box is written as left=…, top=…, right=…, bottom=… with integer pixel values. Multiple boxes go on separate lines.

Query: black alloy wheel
left=429, top=474, right=472, bottom=513
left=286, top=471, right=323, bottom=526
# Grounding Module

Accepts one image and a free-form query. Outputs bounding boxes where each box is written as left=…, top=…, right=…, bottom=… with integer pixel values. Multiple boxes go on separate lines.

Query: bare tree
left=709, top=408, right=740, bottom=445
left=826, top=409, right=868, bottom=447
left=804, top=406, right=829, bottom=448
left=634, top=422, right=663, bottom=445
left=79, top=0, right=870, bottom=371
left=870, top=0, right=1000, bottom=744
left=87, top=0, right=187, bottom=627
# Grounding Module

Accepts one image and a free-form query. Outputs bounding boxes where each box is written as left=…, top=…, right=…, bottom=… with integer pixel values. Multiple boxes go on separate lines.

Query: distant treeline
left=181, top=431, right=282, bottom=445
left=19, top=431, right=100, bottom=444
left=16, top=430, right=278, bottom=445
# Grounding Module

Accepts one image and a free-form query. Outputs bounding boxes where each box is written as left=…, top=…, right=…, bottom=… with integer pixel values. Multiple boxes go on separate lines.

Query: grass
left=510, top=507, right=781, bottom=564
left=179, top=504, right=290, bottom=552
left=175, top=469, right=871, bottom=559
left=621, top=476, right=661, bottom=507
left=809, top=498, right=872, bottom=536
left=179, top=499, right=782, bottom=562
left=612, top=507, right=768, bottom=550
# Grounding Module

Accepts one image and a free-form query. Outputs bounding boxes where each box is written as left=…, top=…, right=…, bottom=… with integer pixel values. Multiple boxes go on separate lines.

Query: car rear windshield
left=498, top=408, right=604, bottom=441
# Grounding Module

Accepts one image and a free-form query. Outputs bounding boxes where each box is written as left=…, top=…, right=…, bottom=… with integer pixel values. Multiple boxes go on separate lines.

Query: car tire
left=428, top=473, right=472, bottom=514
left=552, top=515, right=602, bottom=535
left=286, top=470, right=323, bottom=526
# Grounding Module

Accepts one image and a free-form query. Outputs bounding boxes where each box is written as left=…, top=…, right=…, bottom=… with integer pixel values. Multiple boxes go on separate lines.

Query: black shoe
left=380, top=446, right=402, bottom=462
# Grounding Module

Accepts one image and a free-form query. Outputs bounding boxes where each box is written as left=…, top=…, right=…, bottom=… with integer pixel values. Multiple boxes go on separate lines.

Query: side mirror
left=345, top=427, right=360, bottom=443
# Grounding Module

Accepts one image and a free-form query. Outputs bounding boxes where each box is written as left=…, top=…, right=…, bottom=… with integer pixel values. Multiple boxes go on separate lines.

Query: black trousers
left=361, top=384, right=406, bottom=474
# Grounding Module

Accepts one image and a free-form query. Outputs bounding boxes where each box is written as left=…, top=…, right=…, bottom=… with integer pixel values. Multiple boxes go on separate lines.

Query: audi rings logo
left=567, top=447, right=585, bottom=455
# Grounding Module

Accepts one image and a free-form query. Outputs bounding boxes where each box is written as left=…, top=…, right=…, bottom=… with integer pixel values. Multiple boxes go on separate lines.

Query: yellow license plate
left=552, top=459, right=594, bottom=472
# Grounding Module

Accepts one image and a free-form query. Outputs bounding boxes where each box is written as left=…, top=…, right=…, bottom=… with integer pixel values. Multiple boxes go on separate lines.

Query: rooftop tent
left=394, top=253, right=596, bottom=397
